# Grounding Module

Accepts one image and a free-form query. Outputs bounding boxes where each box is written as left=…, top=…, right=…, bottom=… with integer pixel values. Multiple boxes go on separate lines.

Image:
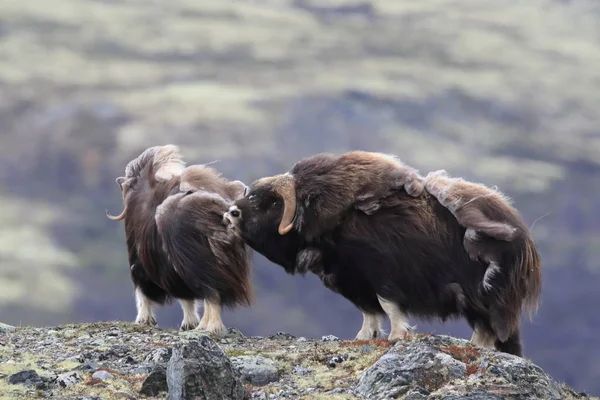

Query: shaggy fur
left=253, top=151, right=424, bottom=239
left=423, top=169, right=542, bottom=313
left=224, top=160, right=542, bottom=357
left=107, top=145, right=253, bottom=335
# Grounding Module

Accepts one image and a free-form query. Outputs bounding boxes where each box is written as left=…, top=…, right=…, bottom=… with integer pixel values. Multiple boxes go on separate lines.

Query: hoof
left=135, top=317, right=157, bottom=327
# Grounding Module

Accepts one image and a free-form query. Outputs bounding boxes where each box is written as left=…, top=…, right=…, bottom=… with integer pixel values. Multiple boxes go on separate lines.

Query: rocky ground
left=0, top=321, right=594, bottom=400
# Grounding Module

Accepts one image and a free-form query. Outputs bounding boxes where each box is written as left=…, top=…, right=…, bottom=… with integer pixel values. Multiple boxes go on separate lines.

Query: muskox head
left=223, top=173, right=306, bottom=272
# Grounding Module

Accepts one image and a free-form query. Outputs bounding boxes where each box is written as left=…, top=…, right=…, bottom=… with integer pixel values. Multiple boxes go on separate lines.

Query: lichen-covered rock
left=0, top=322, right=594, bottom=400
left=140, top=363, right=168, bottom=397
left=357, top=337, right=466, bottom=399
left=166, top=336, right=245, bottom=400
left=357, top=334, right=589, bottom=400
left=231, top=355, right=279, bottom=386
left=56, top=371, right=82, bottom=388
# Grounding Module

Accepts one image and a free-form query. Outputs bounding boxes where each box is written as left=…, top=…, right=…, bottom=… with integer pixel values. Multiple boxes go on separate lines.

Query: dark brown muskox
left=222, top=151, right=542, bottom=357
left=106, top=144, right=253, bottom=335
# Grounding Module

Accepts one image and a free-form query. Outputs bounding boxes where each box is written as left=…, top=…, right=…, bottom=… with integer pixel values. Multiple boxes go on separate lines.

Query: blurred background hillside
left=1, top=0, right=599, bottom=395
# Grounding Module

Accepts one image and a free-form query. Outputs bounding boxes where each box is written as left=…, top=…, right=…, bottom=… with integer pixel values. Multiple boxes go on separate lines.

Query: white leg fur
left=377, top=296, right=413, bottom=341
left=354, top=312, right=385, bottom=340
left=196, top=299, right=226, bottom=336
left=179, top=299, right=201, bottom=331
left=471, top=327, right=496, bottom=348
left=134, top=287, right=157, bottom=326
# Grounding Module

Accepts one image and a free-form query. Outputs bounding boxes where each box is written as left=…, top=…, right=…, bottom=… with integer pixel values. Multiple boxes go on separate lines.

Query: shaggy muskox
left=106, top=145, right=253, bottom=335
left=223, top=151, right=542, bottom=357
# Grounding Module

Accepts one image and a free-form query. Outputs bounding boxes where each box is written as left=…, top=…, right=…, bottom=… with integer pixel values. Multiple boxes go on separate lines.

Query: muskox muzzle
left=223, top=205, right=241, bottom=230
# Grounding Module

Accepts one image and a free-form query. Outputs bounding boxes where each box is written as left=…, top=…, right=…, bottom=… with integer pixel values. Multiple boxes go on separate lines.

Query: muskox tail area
left=488, top=232, right=542, bottom=345
left=155, top=192, right=254, bottom=309
left=514, top=233, right=542, bottom=319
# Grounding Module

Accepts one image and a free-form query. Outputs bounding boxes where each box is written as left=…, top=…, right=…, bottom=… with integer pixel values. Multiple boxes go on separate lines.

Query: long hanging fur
left=423, top=169, right=542, bottom=342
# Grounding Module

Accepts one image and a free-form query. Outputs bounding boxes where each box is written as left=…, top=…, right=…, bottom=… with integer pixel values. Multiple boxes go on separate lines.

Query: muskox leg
left=377, top=296, right=412, bottom=341
left=354, top=312, right=385, bottom=340
left=134, top=287, right=157, bottom=327
left=470, top=326, right=496, bottom=349
left=178, top=299, right=201, bottom=331
left=495, top=328, right=523, bottom=357
left=197, top=298, right=227, bottom=336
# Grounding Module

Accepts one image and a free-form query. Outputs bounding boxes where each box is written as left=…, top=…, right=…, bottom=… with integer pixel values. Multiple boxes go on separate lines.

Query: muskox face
left=224, top=180, right=303, bottom=272
left=225, top=183, right=284, bottom=238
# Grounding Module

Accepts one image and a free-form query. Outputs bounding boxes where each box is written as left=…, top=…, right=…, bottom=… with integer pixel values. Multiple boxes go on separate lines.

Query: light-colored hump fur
left=423, top=169, right=518, bottom=241
left=124, top=144, right=186, bottom=184
left=107, top=144, right=186, bottom=221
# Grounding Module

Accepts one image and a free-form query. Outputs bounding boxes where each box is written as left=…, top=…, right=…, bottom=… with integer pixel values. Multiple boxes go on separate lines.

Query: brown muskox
left=223, top=152, right=542, bottom=357
left=106, top=144, right=253, bottom=335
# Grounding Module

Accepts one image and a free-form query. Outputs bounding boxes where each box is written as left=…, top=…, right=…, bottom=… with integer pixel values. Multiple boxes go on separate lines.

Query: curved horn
left=106, top=206, right=127, bottom=221
left=273, top=174, right=296, bottom=235
left=106, top=182, right=129, bottom=221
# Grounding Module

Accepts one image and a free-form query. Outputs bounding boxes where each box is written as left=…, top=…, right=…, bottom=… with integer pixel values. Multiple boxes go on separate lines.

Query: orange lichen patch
left=147, top=341, right=170, bottom=347
left=83, top=377, right=105, bottom=386
left=439, top=345, right=480, bottom=364
left=440, top=345, right=482, bottom=377
left=466, top=363, right=480, bottom=376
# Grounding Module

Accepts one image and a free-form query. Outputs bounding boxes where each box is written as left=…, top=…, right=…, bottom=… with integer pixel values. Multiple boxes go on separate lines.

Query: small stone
left=56, top=371, right=82, bottom=388
left=90, top=339, right=105, bottom=346
left=74, top=362, right=99, bottom=373
left=321, top=335, right=339, bottom=341
left=7, top=370, right=45, bottom=389
left=293, top=365, right=310, bottom=375
left=92, top=370, right=114, bottom=380
left=231, top=356, right=279, bottom=386
left=140, top=364, right=168, bottom=396
left=327, top=354, right=348, bottom=368
left=296, top=337, right=307, bottom=342
left=0, top=373, right=6, bottom=379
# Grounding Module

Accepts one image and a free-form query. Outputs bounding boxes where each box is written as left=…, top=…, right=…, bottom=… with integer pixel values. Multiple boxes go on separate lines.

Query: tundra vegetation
left=0, top=0, right=599, bottom=396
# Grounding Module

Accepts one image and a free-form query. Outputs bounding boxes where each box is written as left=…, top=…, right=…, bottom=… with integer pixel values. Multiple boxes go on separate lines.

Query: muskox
left=223, top=151, right=542, bottom=357
left=106, top=145, right=253, bottom=335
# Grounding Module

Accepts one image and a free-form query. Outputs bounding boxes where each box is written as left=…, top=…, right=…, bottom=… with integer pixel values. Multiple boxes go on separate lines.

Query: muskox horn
left=273, top=174, right=296, bottom=235
left=106, top=206, right=127, bottom=221
left=106, top=180, right=129, bottom=221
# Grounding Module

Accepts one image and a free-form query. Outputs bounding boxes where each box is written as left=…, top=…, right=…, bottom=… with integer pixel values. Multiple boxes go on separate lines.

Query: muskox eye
left=186, top=190, right=193, bottom=196
left=248, top=194, right=255, bottom=200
